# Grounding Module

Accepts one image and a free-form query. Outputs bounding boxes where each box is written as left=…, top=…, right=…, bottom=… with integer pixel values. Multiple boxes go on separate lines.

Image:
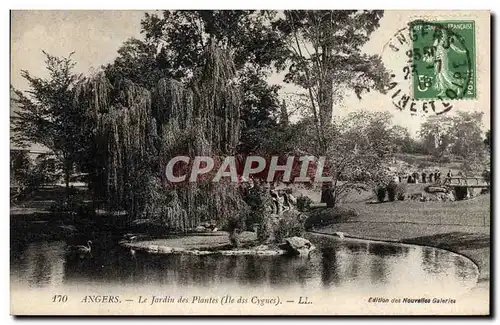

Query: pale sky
left=10, top=10, right=491, bottom=137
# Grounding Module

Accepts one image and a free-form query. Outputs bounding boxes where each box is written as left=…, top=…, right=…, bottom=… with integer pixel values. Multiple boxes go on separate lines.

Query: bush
left=375, top=186, right=386, bottom=203
left=454, top=186, right=468, bottom=200
left=229, top=230, right=241, bottom=248
left=256, top=216, right=273, bottom=243
left=396, top=184, right=406, bottom=201
left=386, top=181, right=398, bottom=202
left=417, top=161, right=433, bottom=169
left=226, top=214, right=246, bottom=247
left=273, top=211, right=305, bottom=244
left=482, top=169, right=491, bottom=184
left=304, top=207, right=358, bottom=230
left=49, top=194, right=91, bottom=215
left=296, top=195, right=313, bottom=212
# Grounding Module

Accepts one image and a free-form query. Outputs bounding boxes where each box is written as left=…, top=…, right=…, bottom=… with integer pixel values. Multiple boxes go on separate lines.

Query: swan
left=69, top=240, right=92, bottom=253
left=126, top=235, right=137, bottom=257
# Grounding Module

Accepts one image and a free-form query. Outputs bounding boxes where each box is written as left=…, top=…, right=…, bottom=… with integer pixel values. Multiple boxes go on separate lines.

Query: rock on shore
left=283, top=237, right=316, bottom=256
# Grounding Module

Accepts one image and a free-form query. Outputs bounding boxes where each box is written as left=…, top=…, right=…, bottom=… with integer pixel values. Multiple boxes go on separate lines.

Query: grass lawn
left=315, top=194, right=491, bottom=283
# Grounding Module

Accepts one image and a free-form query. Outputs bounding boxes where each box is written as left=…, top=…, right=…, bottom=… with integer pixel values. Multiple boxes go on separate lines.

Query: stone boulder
left=437, top=191, right=456, bottom=202
left=283, top=237, right=316, bottom=256
left=333, top=231, right=345, bottom=239
left=195, top=225, right=207, bottom=232
left=426, top=186, right=448, bottom=193
left=194, top=221, right=218, bottom=232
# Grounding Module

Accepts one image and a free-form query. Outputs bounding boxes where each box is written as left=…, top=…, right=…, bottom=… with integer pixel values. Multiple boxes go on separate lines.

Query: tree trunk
left=229, top=229, right=241, bottom=248
left=63, top=158, right=72, bottom=197
left=320, top=182, right=335, bottom=208
left=280, top=99, right=289, bottom=126
left=317, top=39, right=335, bottom=206
left=318, top=76, right=335, bottom=206
left=318, top=74, right=334, bottom=129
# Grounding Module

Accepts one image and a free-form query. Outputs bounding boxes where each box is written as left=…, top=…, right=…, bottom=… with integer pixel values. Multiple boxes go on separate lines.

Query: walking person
left=412, top=171, right=419, bottom=184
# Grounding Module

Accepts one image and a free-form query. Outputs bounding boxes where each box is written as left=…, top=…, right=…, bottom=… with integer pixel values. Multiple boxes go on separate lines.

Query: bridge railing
left=442, top=176, right=488, bottom=186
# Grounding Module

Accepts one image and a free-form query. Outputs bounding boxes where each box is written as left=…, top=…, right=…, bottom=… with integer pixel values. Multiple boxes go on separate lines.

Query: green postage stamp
left=410, top=20, right=476, bottom=100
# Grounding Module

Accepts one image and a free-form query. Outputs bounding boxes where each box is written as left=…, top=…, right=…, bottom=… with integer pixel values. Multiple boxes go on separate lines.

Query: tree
left=391, top=125, right=426, bottom=154
left=11, top=52, right=82, bottom=193
left=104, top=38, right=168, bottom=89
left=484, top=129, right=491, bottom=151
left=419, top=111, right=487, bottom=174
left=274, top=10, right=390, bottom=152
left=419, top=114, right=454, bottom=158
left=140, top=10, right=287, bottom=77
left=321, top=111, right=398, bottom=206
left=237, top=66, right=281, bottom=154
left=112, top=10, right=288, bottom=153
left=10, top=150, right=32, bottom=200
left=272, top=11, right=390, bottom=206
left=448, top=112, right=487, bottom=174
left=76, top=42, right=249, bottom=241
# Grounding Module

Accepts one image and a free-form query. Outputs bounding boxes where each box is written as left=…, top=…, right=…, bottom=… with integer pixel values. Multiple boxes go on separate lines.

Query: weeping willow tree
left=75, top=41, right=247, bottom=232
left=155, top=41, right=246, bottom=233
left=74, top=73, right=157, bottom=221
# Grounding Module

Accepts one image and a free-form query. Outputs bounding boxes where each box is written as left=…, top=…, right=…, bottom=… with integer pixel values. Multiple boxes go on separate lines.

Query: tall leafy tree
left=106, top=10, right=288, bottom=154
left=449, top=112, right=486, bottom=173
left=274, top=10, right=390, bottom=151
left=322, top=111, right=399, bottom=206
left=104, top=38, right=166, bottom=89
left=140, top=10, right=288, bottom=76
left=273, top=10, right=390, bottom=206
left=11, top=51, right=82, bottom=192
left=419, top=114, right=454, bottom=158
left=419, top=112, right=487, bottom=173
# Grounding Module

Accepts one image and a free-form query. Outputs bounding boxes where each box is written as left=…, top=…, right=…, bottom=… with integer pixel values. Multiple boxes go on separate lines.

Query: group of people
left=396, top=170, right=445, bottom=184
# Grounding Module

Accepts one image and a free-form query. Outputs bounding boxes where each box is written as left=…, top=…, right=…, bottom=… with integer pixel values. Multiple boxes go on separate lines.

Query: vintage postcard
left=10, top=9, right=491, bottom=315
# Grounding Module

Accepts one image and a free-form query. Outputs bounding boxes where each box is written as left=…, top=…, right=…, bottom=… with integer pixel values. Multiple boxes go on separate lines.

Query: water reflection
left=10, top=234, right=479, bottom=295
left=11, top=241, right=66, bottom=287
left=320, top=247, right=341, bottom=288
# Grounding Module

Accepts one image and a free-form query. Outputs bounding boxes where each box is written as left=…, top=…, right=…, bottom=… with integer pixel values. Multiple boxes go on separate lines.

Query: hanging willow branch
left=75, top=72, right=153, bottom=217
left=154, top=41, right=245, bottom=230
left=75, top=42, right=245, bottom=231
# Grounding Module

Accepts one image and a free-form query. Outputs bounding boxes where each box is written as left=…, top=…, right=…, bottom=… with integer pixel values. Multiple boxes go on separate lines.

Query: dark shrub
left=304, top=207, right=358, bottom=230
left=482, top=169, right=491, bottom=184
left=386, top=181, right=398, bottom=202
left=396, top=184, right=407, bottom=201
left=49, top=194, right=93, bottom=217
left=375, top=186, right=386, bottom=203
left=454, top=186, right=468, bottom=200
left=227, top=216, right=245, bottom=248
left=296, top=195, right=313, bottom=212
left=273, top=211, right=305, bottom=244
left=229, top=230, right=241, bottom=248
left=256, top=216, right=273, bottom=243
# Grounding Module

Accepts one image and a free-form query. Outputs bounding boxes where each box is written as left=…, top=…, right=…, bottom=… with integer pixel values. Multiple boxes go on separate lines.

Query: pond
left=10, top=231, right=479, bottom=299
